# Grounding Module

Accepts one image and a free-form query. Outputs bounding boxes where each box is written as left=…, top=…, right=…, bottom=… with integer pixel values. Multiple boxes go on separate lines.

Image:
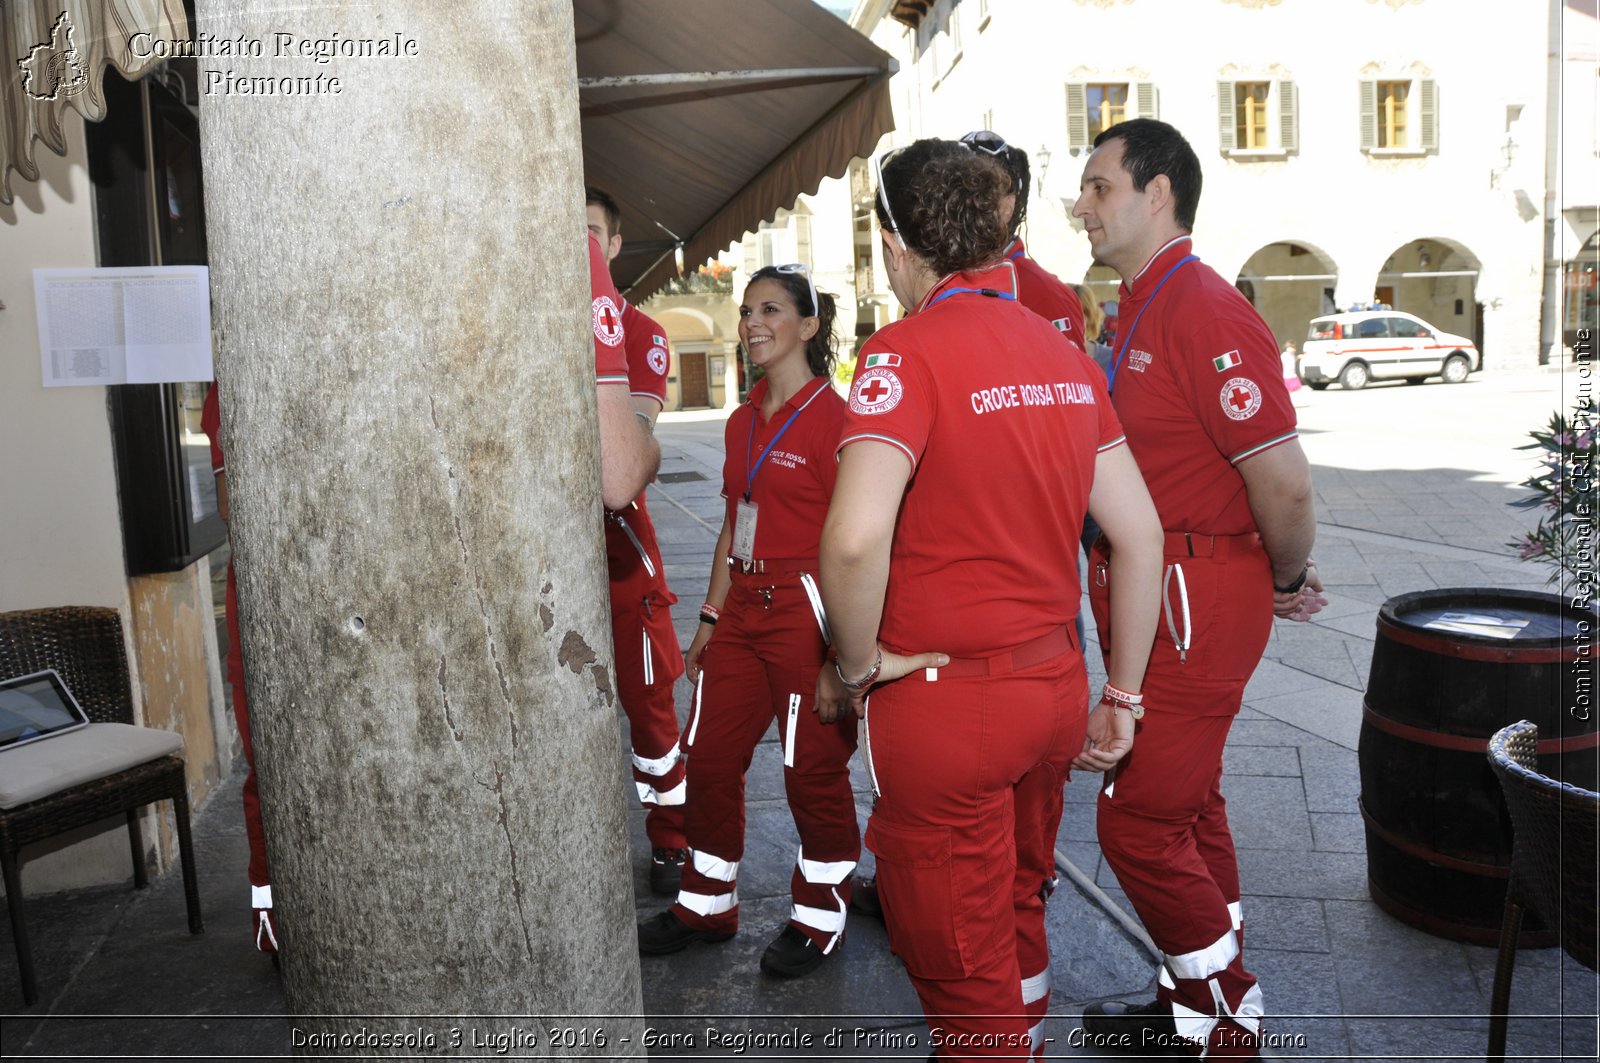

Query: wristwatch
left=1274, top=564, right=1310, bottom=595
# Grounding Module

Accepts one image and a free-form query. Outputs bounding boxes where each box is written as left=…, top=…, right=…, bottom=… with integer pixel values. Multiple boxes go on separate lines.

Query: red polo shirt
left=1109, top=236, right=1298, bottom=535
left=839, top=265, right=1126, bottom=657
left=721, top=375, right=845, bottom=560
left=589, top=234, right=628, bottom=384
left=623, top=301, right=671, bottom=407
left=1007, top=237, right=1086, bottom=352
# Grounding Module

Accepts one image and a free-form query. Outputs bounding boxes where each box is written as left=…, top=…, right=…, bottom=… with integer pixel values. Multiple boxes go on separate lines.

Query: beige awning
left=0, top=0, right=188, bottom=204
left=576, top=0, right=896, bottom=299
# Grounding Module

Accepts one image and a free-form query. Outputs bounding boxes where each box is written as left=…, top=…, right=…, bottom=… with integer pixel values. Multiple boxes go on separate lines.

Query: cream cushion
left=0, top=723, right=184, bottom=809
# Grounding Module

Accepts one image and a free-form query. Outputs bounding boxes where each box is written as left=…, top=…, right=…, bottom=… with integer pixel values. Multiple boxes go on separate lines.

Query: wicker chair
left=1486, top=719, right=1599, bottom=1062
left=0, top=606, right=203, bottom=1006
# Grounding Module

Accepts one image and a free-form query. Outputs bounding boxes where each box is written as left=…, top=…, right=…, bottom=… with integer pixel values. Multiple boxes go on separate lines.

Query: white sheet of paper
left=35, top=267, right=213, bottom=387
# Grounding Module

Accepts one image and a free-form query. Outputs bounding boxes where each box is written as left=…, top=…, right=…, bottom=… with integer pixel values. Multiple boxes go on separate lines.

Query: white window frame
left=1359, top=77, right=1438, bottom=156
left=1216, top=79, right=1298, bottom=158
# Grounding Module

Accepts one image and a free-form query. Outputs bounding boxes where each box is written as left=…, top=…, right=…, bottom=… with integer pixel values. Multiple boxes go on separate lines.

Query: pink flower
left=1519, top=537, right=1546, bottom=559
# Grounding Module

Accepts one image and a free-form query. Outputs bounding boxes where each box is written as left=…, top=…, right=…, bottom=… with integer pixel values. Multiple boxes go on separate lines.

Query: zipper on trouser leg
left=1163, top=561, right=1192, bottom=663
left=860, top=695, right=879, bottom=798
left=783, top=692, right=800, bottom=768
left=686, top=671, right=705, bottom=749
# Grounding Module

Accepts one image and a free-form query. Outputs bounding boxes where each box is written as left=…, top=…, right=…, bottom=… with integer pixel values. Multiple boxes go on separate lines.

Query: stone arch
left=1234, top=240, right=1340, bottom=350
left=1375, top=236, right=1483, bottom=344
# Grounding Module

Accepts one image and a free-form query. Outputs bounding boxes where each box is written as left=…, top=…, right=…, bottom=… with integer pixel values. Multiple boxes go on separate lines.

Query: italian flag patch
left=863, top=352, right=901, bottom=369
left=1212, top=350, right=1242, bottom=372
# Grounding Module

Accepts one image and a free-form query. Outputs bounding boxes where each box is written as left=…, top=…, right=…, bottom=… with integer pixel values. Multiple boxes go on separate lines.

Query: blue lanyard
left=1107, top=255, right=1198, bottom=394
left=926, top=286, right=1018, bottom=310
left=743, top=391, right=810, bottom=501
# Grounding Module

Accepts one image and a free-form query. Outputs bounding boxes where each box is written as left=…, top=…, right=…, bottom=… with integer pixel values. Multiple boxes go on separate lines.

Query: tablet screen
left=0, top=670, right=91, bottom=751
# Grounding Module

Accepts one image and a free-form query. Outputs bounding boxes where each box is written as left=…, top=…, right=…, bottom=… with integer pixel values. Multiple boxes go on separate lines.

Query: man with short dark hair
left=1071, top=119, right=1326, bottom=1060
left=586, top=185, right=689, bottom=895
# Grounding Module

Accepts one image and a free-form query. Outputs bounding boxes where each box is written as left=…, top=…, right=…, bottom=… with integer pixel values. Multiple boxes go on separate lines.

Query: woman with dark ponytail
left=636, top=264, right=861, bottom=981
left=818, top=139, right=1165, bottom=1057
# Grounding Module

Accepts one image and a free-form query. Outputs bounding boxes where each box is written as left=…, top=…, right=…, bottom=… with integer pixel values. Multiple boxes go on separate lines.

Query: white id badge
left=731, top=498, right=758, bottom=562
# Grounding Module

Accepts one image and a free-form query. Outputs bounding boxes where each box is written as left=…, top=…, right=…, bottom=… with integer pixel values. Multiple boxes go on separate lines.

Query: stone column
left=195, top=1, right=643, bottom=1050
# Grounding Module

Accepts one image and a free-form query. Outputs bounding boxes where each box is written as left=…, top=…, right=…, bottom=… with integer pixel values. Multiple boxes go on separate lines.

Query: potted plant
left=1510, top=411, right=1597, bottom=611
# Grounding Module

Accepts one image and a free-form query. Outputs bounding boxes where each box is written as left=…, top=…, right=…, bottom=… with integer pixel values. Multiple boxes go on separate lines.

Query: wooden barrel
left=1358, top=588, right=1598, bottom=945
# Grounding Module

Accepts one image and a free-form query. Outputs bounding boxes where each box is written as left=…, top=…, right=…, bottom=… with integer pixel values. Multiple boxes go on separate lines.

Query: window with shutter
left=1417, top=78, right=1437, bottom=152
left=1217, top=81, right=1236, bottom=153
left=1219, top=80, right=1291, bottom=156
left=1359, top=79, right=1377, bottom=150
left=1279, top=80, right=1298, bottom=154
left=1066, top=83, right=1090, bottom=150
left=1132, top=81, right=1158, bottom=120
left=1362, top=77, right=1430, bottom=154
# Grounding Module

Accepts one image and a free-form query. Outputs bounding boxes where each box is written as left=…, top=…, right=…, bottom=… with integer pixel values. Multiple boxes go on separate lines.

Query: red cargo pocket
left=865, top=818, right=969, bottom=979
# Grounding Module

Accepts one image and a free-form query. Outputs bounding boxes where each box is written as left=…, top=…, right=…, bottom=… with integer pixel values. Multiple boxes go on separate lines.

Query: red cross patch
left=850, top=367, right=903, bottom=415
left=647, top=347, right=668, bottom=375
left=592, top=295, right=624, bottom=347
left=1220, top=377, right=1263, bottom=421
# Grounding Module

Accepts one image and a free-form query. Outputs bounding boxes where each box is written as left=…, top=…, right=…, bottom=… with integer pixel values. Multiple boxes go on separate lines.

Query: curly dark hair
left=875, top=139, right=1011, bottom=276
left=746, top=265, right=838, bottom=379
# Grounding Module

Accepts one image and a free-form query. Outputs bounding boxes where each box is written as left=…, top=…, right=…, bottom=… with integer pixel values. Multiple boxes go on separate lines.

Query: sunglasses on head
left=772, top=262, right=818, bottom=317
left=872, top=148, right=907, bottom=249
left=959, top=130, right=1010, bottom=156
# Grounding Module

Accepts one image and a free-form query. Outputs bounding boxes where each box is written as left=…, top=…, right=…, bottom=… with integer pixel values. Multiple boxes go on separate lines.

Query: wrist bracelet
left=699, top=603, right=720, bottom=626
left=1101, top=683, right=1145, bottom=720
left=634, top=410, right=655, bottom=434
left=1102, top=683, right=1143, bottom=706
left=835, top=648, right=883, bottom=692
left=1100, top=692, right=1145, bottom=720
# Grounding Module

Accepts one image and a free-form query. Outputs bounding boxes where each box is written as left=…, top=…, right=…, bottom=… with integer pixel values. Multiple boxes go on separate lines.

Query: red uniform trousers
left=864, top=635, right=1086, bottom=1061
left=227, top=561, right=276, bottom=951
left=605, top=503, right=687, bottom=850
left=1088, top=533, right=1273, bottom=1058
left=673, top=566, right=859, bottom=951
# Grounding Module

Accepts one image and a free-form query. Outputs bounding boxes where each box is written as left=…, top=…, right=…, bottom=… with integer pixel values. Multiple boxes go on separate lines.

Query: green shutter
left=1218, top=81, right=1236, bottom=153
left=1066, top=83, right=1089, bottom=149
left=1279, top=80, right=1298, bottom=154
left=1359, top=79, right=1377, bottom=151
left=1418, top=78, right=1438, bottom=152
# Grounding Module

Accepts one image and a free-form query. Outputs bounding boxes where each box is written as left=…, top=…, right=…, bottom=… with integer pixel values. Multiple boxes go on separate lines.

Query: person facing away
left=818, top=136, right=1164, bottom=1060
